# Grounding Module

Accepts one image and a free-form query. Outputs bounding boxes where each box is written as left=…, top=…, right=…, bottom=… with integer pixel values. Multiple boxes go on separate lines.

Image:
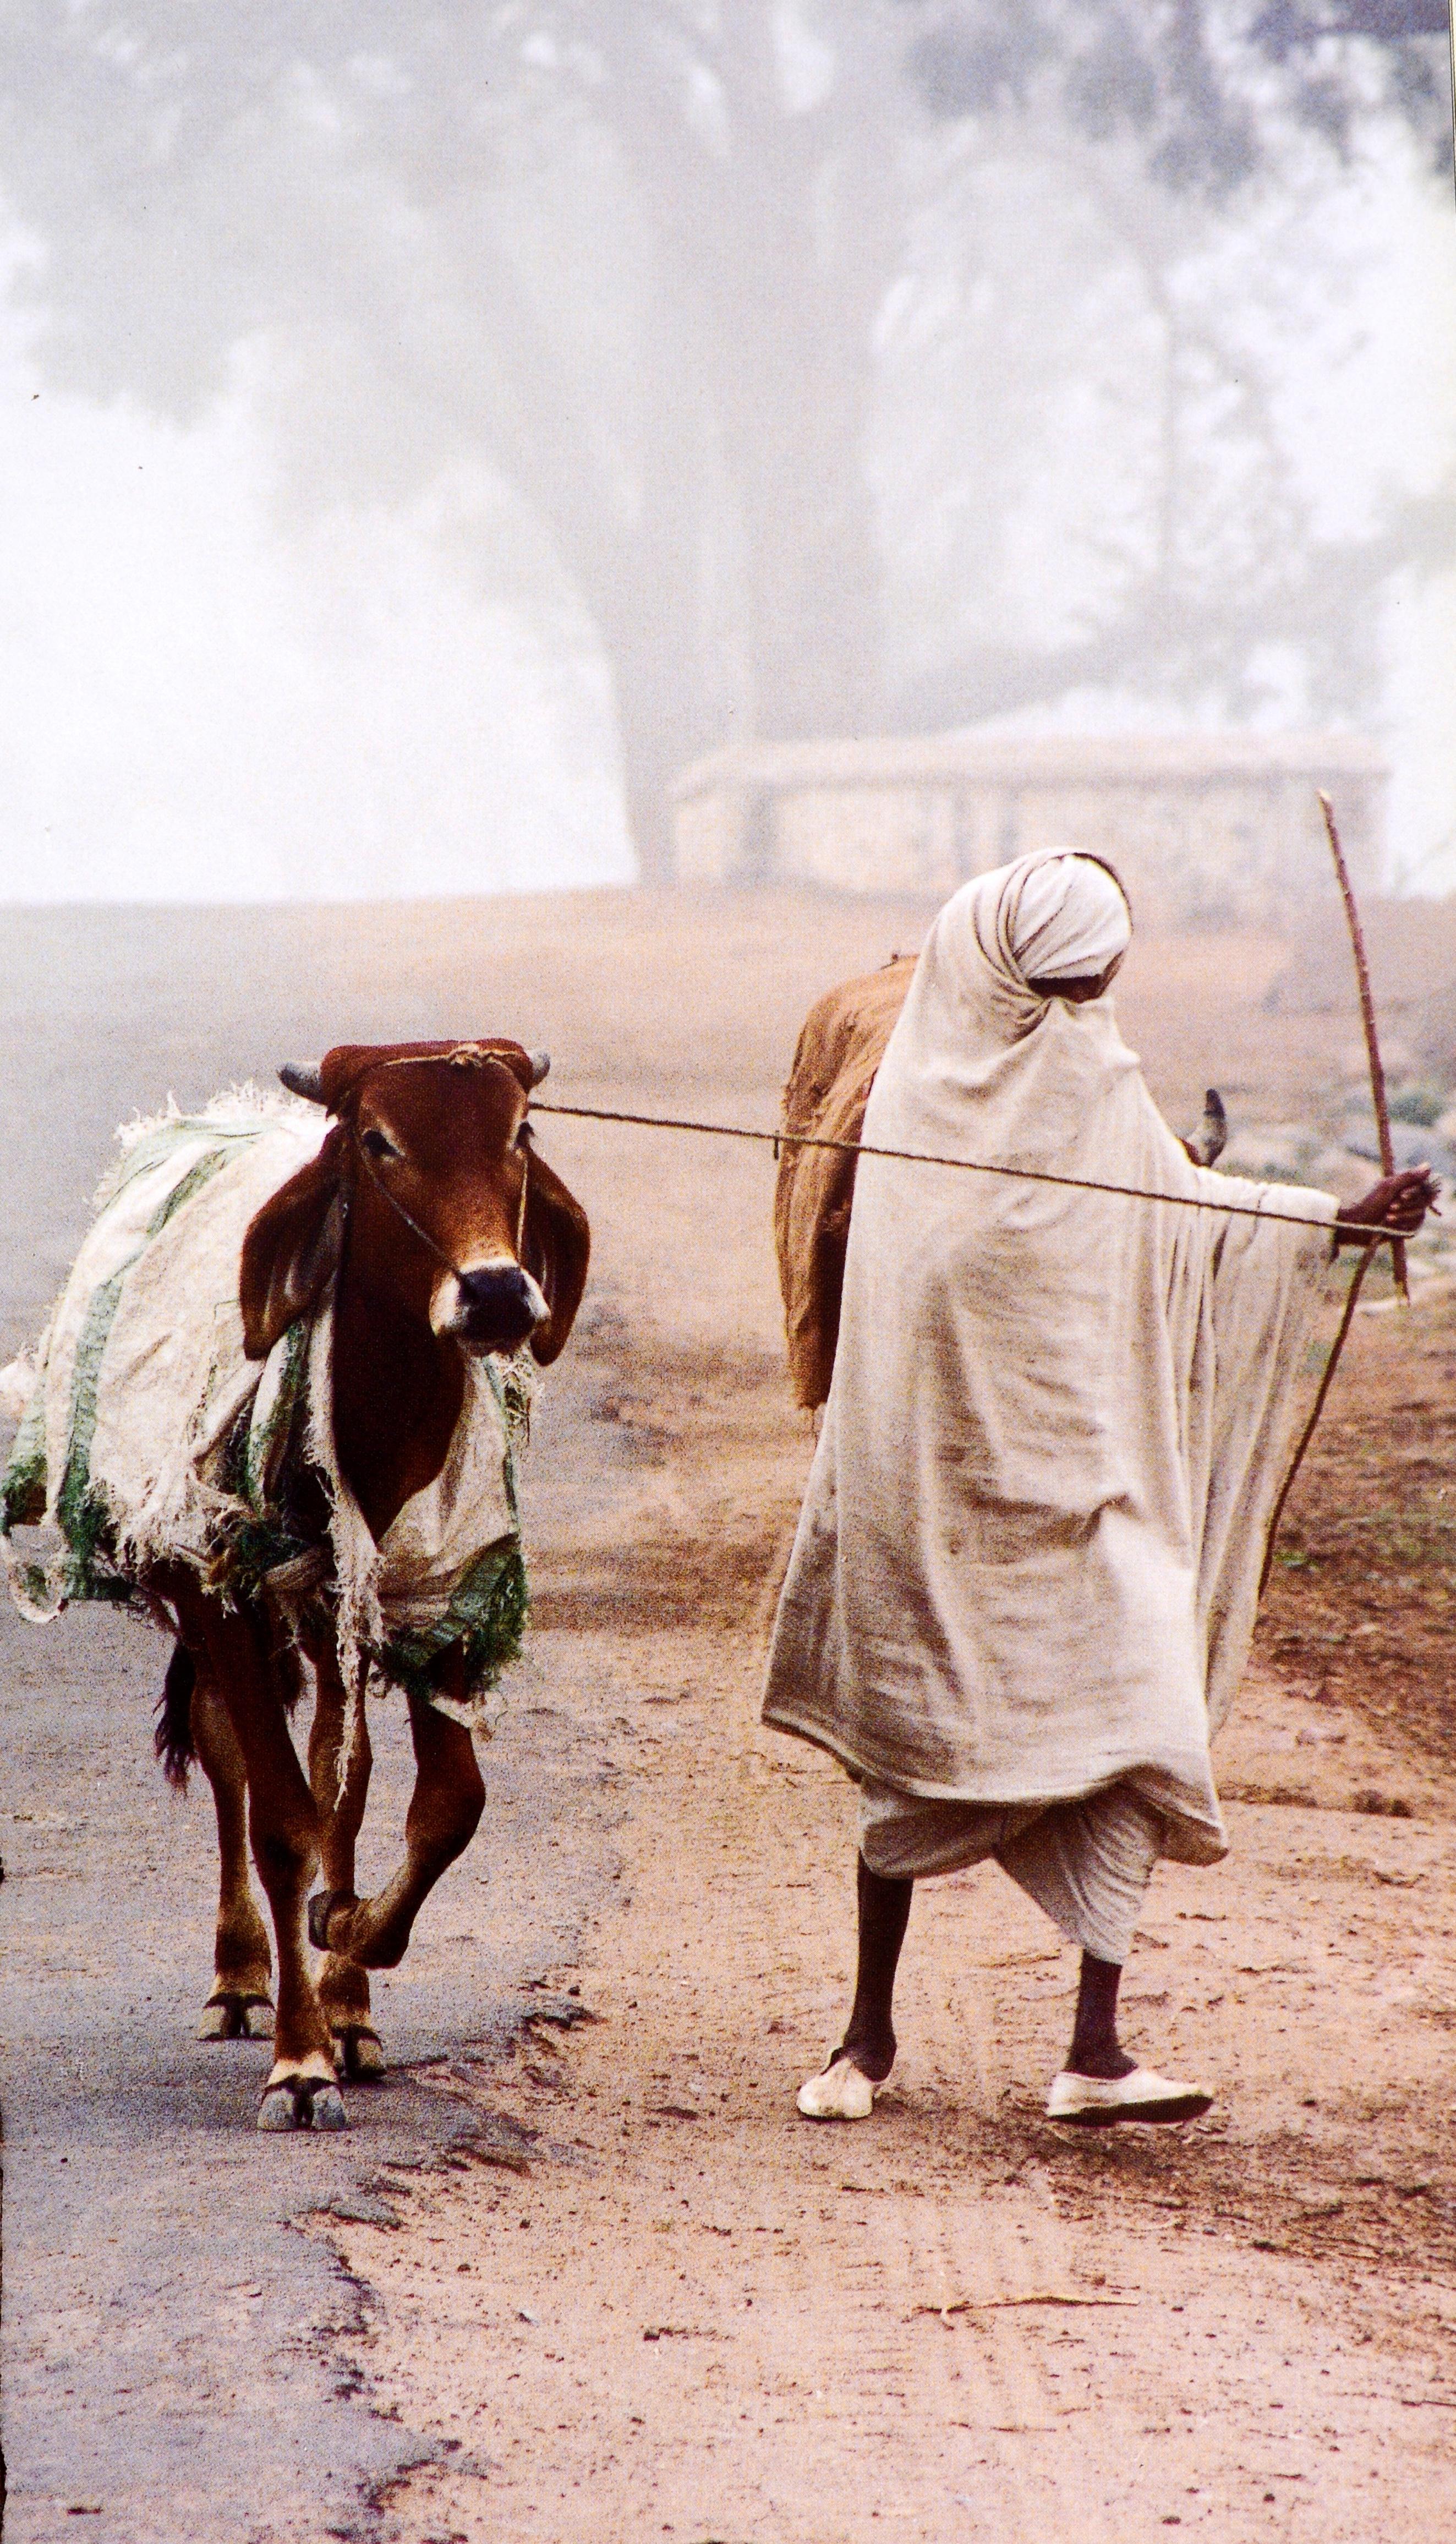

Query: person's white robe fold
left=763, top=854, right=1339, bottom=1869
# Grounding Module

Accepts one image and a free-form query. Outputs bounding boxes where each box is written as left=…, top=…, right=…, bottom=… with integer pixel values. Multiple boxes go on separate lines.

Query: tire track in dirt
left=872, top=1958, right=1118, bottom=2541
left=729, top=1701, right=1110, bottom=2544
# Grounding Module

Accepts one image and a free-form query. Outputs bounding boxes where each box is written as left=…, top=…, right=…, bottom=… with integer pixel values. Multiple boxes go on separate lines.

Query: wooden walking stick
left=1259, top=790, right=1405, bottom=1596
left=1258, top=1240, right=1377, bottom=1597
left=1318, top=787, right=1408, bottom=1305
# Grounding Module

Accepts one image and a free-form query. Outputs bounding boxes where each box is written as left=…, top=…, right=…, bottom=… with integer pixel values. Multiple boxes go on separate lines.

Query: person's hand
left=1337, top=1166, right=1441, bottom=1249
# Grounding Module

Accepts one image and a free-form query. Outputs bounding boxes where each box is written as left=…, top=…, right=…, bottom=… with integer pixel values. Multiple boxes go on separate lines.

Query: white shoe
left=797, top=2055, right=881, bottom=2121
left=1046, top=2065, right=1212, bottom=2126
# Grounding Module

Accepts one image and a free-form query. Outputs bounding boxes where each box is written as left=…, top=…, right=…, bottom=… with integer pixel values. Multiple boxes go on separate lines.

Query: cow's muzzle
left=434, top=1262, right=548, bottom=1354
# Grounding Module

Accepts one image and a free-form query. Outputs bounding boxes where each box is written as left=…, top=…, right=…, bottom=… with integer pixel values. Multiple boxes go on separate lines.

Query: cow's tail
left=154, top=1643, right=197, bottom=1791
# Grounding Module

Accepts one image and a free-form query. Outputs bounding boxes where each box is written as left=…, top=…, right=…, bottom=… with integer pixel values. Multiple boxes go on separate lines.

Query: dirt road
left=324, top=1331, right=1456, bottom=2544
left=4, top=891, right=1455, bottom=2541
left=0, top=910, right=649, bottom=2541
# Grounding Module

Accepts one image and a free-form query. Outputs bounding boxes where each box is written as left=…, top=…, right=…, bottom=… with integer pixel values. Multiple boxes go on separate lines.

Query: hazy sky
left=927, top=129, right=1455, bottom=889
left=0, top=31, right=1449, bottom=904
left=0, top=244, right=633, bottom=904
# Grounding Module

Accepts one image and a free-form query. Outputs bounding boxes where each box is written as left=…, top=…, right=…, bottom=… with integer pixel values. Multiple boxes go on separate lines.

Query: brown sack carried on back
left=774, top=954, right=916, bottom=1410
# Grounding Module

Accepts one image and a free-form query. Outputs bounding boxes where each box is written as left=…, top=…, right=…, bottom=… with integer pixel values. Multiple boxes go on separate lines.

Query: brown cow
left=134, top=1038, right=588, bottom=2130
left=775, top=958, right=1227, bottom=1408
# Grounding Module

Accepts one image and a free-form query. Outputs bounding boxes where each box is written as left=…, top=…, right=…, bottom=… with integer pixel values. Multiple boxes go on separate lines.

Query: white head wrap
left=1006, top=853, right=1131, bottom=985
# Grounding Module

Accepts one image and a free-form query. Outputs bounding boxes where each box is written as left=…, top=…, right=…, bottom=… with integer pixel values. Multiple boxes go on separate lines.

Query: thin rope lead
left=528, top=1097, right=1411, bottom=1252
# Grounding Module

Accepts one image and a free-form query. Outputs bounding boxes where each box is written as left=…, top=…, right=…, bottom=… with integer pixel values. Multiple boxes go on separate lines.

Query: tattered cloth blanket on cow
left=763, top=852, right=1342, bottom=1868
left=1, top=1090, right=532, bottom=1727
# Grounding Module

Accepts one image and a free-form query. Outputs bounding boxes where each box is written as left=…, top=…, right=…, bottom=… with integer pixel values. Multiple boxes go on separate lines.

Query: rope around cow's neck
left=528, top=1097, right=1407, bottom=1253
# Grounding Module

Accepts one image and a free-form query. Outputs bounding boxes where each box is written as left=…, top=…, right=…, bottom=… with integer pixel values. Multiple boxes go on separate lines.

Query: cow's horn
left=279, top=1060, right=326, bottom=1105
left=527, top=1049, right=551, bottom=1087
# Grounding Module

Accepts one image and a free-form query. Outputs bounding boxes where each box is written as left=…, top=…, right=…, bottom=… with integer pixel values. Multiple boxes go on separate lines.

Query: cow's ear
left=239, top=1128, right=348, bottom=1360
left=522, top=1152, right=590, bottom=1367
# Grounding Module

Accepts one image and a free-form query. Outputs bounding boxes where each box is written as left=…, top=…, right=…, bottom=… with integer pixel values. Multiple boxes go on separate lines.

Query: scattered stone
left=316, top=2191, right=401, bottom=2229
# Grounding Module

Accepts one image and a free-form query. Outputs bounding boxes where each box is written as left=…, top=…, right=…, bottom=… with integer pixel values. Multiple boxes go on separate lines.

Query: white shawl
left=762, top=854, right=1339, bottom=1865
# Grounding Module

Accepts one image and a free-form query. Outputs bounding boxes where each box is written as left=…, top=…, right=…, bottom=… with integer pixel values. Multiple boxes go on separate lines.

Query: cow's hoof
left=198, top=1991, right=276, bottom=2043
left=257, top=2083, right=303, bottom=2131
left=256, top=2059, right=349, bottom=2133
left=332, top=2025, right=386, bottom=2083
left=307, top=1888, right=356, bottom=1952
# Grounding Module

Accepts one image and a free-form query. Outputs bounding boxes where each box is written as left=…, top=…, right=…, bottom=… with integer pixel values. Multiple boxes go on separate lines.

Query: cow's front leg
left=174, top=1580, right=343, bottom=2132
left=315, top=1680, right=483, bottom=1974
left=190, top=1666, right=275, bottom=2042
left=305, top=1639, right=383, bottom=2080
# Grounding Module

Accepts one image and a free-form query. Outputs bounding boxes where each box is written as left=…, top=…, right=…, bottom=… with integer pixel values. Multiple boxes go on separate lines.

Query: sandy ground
left=309, top=893, right=1454, bottom=2544
left=4, top=888, right=1455, bottom=2540
left=318, top=1336, right=1456, bottom=2544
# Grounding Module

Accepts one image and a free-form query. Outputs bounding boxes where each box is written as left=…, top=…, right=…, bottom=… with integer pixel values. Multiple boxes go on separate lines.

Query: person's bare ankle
left=1066, top=2042, right=1137, bottom=2081
left=839, top=2029, right=895, bottom=2084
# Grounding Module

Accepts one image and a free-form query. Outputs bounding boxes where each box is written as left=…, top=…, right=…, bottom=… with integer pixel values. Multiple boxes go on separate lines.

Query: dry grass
left=1256, top=1288, right=1456, bottom=1768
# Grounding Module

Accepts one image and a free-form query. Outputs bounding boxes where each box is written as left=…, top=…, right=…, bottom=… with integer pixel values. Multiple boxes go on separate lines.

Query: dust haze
left=6, top=19, right=1456, bottom=2535
left=0, top=6, right=1450, bottom=903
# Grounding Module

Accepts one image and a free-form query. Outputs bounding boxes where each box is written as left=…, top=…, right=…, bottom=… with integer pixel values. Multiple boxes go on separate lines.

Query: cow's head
left=239, top=1040, right=590, bottom=1366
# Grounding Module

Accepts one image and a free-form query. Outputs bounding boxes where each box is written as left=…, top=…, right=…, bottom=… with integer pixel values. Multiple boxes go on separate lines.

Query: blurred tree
left=908, top=0, right=1451, bottom=183
left=889, top=1, right=1453, bottom=732
left=0, top=3, right=1447, bottom=874
left=0, top=6, right=916, bottom=876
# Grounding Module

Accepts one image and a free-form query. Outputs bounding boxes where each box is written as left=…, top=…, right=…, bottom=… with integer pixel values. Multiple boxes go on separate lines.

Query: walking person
left=763, top=850, right=1434, bottom=2125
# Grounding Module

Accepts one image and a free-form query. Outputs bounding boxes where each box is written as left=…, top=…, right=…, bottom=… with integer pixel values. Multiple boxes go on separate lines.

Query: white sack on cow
left=1, top=1087, right=530, bottom=1727
left=762, top=850, right=1340, bottom=1867
left=3, top=1093, right=328, bottom=1618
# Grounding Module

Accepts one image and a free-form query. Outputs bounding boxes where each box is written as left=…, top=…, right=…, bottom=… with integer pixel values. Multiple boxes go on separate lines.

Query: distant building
left=671, top=730, right=1388, bottom=926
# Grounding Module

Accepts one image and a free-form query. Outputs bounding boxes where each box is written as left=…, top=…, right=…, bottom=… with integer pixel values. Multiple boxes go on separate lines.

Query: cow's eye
left=360, top=1128, right=398, bottom=1161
